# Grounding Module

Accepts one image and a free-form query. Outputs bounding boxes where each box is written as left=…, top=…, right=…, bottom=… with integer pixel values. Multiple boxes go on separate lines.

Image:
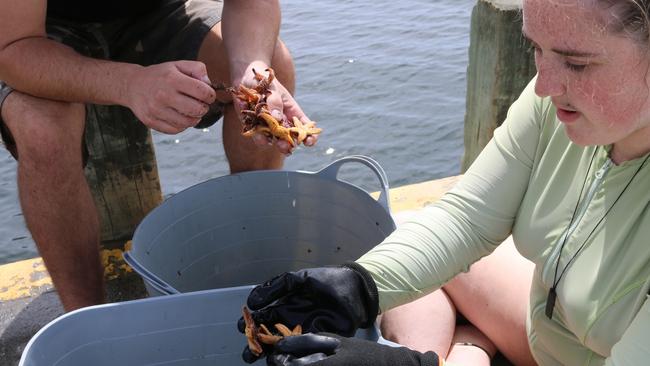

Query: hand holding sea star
left=227, top=68, right=322, bottom=147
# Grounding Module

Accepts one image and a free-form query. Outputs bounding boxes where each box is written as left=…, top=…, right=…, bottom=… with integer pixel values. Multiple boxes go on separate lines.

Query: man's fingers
left=275, top=140, right=294, bottom=155
left=174, top=60, right=209, bottom=82
left=175, top=75, right=216, bottom=105
left=270, top=109, right=283, bottom=121
left=249, top=133, right=294, bottom=155
left=143, top=117, right=185, bottom=134
left=157, top=107, right=201, bottom=129
left=147, top=83, right=211, bottom=121
left=178, top=99, right=209, bottom=119
left=140, top=105, right=202, bottom=133
left=166, top=92, right=211, bottom=120
left=172, top=61, right=216, bottom=104
left=303, top=135, right=317, bottom=147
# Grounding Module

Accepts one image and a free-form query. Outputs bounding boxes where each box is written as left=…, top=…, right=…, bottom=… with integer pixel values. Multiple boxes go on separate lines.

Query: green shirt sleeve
left=357, top=78, right=550, bottom=312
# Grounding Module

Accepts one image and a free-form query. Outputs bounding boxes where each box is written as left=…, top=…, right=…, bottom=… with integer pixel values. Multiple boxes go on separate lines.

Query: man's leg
left=1, top=91, right=104, bottom=311
left=197, top=23, right=294, bottom=173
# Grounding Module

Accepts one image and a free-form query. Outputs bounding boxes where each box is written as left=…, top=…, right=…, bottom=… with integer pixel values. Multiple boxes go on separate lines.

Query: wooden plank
left=487, top=0, right=522, bottom=10
left=461, top=0, right=536, bottom=171
left=83, top=105, right=163, bottom=246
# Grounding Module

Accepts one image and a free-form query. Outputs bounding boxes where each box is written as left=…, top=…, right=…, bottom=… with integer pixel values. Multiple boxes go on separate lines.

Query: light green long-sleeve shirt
left=357, top=78, right=650, bottom=365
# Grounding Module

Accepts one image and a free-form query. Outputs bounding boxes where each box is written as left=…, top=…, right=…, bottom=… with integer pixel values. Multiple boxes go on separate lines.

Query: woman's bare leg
left=380, top=292, right=495, bottom=365
left=444, top=237, right=537, bottom=366
left=446, top=324, right=496, bottom=365
left=380, top=289, right=456, bottom=357
left=379, top=237, right=536, bottom=365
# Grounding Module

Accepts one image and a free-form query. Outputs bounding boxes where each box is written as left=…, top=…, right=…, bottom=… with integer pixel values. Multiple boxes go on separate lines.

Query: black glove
left=239, top=263, right=379, bottom=362
left=267, top=333, right=442, bottom=366
left=238, top=262, right=379, bottom=363
left=241, top=262, right=379, bottom=335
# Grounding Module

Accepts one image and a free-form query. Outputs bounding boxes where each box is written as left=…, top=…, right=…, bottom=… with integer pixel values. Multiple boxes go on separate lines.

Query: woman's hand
left=267, top=333, right=442, bottom=366
left=239, top=263, right=379, bottom=362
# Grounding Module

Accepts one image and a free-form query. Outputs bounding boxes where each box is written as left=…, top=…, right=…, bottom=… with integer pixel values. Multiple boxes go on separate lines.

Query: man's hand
left=232, top=64, right=318, bottom=155
left=126, top=60, right=216, bottom=134
left=267, top=333, right=442, bottom=366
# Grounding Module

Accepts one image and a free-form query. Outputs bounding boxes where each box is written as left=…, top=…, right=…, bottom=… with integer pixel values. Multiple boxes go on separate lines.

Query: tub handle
left=316, top=155, right=391, bottom=214
left=123, top=251, right=180, bottom=295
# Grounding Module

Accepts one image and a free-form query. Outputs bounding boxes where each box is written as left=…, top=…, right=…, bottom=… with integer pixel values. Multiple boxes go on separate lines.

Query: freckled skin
left=524, top=0, right=650, bottom=162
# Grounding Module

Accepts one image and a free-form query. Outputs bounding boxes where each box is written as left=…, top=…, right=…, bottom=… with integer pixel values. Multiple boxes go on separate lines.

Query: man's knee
left=2, top=92, right=85, bottom=166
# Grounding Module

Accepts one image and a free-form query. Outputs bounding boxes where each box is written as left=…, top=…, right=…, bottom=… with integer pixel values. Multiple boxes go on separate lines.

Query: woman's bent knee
left=443, top=237, right=536, bottom=366
left=379, top=289, right=457, bottom=356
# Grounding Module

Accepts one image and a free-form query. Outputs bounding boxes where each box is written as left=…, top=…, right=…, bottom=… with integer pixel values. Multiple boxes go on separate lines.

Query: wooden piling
left=461, top=0, right=536, bottom=171
left=83, top=105, right=163, bottom=248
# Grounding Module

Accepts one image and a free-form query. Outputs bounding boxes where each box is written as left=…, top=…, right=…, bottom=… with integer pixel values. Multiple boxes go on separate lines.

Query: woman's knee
left=2, top=92, right=85, bottom=166
left=443, top=238, right=533, bottom=313
left=447, top=324, right=496, bottom=366
left=379, top=289, right=457, bottom=356
left=442, top=238, right=536, bottom=366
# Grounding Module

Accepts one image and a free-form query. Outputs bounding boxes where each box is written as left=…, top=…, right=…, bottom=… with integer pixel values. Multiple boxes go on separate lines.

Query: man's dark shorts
left=0, top=0, right=224, bottom=160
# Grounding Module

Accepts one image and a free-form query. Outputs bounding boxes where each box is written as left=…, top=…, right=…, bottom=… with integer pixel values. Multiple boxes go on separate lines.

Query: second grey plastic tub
left=124, top=155, right=396, bottom=296
left=19, top=285, right=386, bottom=366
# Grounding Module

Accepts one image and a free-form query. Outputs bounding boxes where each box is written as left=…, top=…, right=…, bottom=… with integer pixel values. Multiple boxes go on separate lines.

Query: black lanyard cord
left=545, top=151, right=650, bottom=319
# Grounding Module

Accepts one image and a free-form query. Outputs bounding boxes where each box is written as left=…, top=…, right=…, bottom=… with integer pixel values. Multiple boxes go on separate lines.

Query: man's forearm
left=222, top=0, right=280, bottom=83
left=0, top=37, right=141, bottom=106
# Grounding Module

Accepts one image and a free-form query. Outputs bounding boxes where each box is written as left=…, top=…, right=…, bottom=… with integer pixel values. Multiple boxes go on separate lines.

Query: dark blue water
left=0, top=0, right=475, bottom=264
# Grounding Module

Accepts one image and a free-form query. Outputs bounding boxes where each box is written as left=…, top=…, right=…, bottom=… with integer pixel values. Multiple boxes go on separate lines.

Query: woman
left=240, top=0, right=650, bottom=364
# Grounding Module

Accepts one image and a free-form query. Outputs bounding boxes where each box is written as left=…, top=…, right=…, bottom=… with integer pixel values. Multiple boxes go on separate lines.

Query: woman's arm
left=357, top=77, right=552, bottom=311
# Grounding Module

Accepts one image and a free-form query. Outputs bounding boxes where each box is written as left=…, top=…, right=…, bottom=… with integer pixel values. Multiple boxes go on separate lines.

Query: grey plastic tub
left=19, top=285, right=386, bottom=366
left=124, top=155, right=396, bottom=296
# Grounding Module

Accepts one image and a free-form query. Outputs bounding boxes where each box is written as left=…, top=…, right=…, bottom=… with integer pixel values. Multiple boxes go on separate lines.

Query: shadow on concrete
left=0, top=290, right=64, bottom=366
left=0, top=274, right=148, bottom=366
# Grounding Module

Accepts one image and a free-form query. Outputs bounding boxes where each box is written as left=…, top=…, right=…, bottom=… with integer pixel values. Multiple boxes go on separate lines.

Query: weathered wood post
left=83, top=105, right=163, bottom=248
left=461, top=0, right=537, bottom=171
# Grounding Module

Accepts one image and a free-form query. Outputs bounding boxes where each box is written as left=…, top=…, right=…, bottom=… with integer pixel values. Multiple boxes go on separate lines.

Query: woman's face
left=523, top=0, right=650, bottom=151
